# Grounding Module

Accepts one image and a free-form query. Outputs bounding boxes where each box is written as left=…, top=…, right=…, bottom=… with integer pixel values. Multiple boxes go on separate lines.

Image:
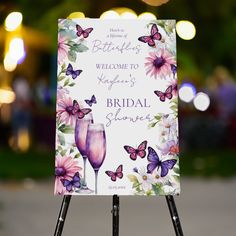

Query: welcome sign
left=55, top=19, right=180, bottom=196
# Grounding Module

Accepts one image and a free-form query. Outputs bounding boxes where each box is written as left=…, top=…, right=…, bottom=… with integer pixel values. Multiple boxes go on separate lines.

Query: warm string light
left=176, top=20, right=196, bottom=40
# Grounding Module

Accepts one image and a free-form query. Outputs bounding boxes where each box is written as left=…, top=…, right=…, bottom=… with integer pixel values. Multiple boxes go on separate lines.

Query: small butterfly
left=105, top=165, right=123, bottom=182
left=61, top=172, right=81, bottom=192
left=147, top=147, right=177, bottom=177
left=66, top=63, right=82, bottom=80
left=84, top=95, right=97, bottom=107
left=138, top=24, right=162, bottom=47
left=76, top=24, right=93, bottom=38
left=72, top=100, right=92, bottom=119
left=124, top=140, right=147, bottom=161
left=154, top=85, right=173, bottom=102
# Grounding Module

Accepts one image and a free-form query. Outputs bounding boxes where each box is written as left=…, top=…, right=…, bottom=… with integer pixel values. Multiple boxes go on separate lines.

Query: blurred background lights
left=9, top=37, right=25, bottom=62
left=67, top=12, right=85, bottom=19
left=138, top=12, right=157, bottom=20
left=176, top=20, right=196, bottom=40
left=5, top=12, right=23, bottom=31
left=3, top=53, right=17, bottom=72
left=179, top=82, right=196, bottom=103
left=120, top=12, right=137, bottom=19
left=100, top=10, right=119, bottom=19
left=193, top=92, right=210, bottom=111
left=0, top=88, right=16, bottom=104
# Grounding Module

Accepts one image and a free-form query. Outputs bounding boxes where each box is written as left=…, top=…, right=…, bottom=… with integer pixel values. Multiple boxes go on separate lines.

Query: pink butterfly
left=105, top=165, right=123, bottom=182
left=124, top=141, right=147, bottom=161
left=138, top=24, right=162, bottom=47
left=76, top=24, right=93, bottom=38
left=73, top=100, right=92, bottom=119
left=154, top=85, right=173, bottom=102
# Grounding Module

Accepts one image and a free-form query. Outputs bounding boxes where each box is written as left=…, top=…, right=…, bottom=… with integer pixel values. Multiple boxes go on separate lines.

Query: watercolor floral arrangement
left=127, top=20, right=179, bottom=196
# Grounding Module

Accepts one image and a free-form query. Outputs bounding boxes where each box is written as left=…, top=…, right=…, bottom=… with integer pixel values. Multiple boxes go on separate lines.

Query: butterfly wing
left=84, top=99, right=92, bottom=107
left=82, top=28, right=93, bottom=38
left=72, top=172, right=81, bottom=188
left=72, top=70, right=83, bottom=80
left=124, top=145, right=137, bottom=160
left=72, top=100, right=80, bottom=114
left=105, top=171, right=117, bottom=181
left=147, top=147, right=160, bottom=173
left=91, top=95, right=97, bottom=104
left=77, top=108, right=92, bottom=119
left=151, top=24, right=162, bottom=41
left=115, top=165, right=123, bottom=179
left=160, top=159, right=177, bottom=177
left=76, top=24, right=83, bottom=37
left=61, top=179, right=73, bottom=192
left=66, top=63, right=73, bottom=76
left=137, top=140, right=147, bottom=158
left=165, top=85, right=173, bottom=100
left=154, top=90, right=166, bottom=102
left=138, top=36, right=155, bottom=47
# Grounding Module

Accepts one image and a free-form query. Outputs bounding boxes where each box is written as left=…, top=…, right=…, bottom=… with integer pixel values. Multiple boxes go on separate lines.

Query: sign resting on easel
left=55, top=19, right=180, bottom=196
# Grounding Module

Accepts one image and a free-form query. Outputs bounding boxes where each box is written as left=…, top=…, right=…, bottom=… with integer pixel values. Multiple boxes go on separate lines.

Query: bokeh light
left=193, top=92, right=210, bottom=111
left=9, top=37, right=25, bottom=62
left=179, top=83, right=196, bottom=103
left=176, top=20, right=196, bottom=40
left=100, top=10, right=120, bottom=19
left=120, top=12, right=137, bottom=19
left=3, top=53, right=17, bottom=72
left=67, top=12, right=85, bottom=19
left=0, top=88, right=16, bottom=104
left=138, top=12, right=157, bottom=20
left=5, top=12, right=23, bottom=31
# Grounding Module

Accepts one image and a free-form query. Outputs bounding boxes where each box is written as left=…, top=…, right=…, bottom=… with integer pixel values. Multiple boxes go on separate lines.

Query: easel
left=54, top=194, right=184, bottom=236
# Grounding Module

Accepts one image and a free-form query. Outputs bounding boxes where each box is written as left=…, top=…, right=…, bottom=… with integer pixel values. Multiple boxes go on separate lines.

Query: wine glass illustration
left=75, top=112, right=93, bottom=193
left=86, top=123, right=106, bottom=195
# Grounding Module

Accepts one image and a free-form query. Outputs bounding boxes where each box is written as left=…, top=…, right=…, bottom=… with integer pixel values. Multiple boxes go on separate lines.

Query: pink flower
left=57, top=96, right=77, bottom=126
left=58, top=35, right=69, bottom=65
left=157, top=140, right=179, bottom=156
left=54, top=155, right=82, bottom=195
left=145, top=49, right=176, bottom=79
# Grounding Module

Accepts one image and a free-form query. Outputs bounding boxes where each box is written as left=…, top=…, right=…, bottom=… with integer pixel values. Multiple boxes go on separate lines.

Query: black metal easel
left=54, top=195, right=183, bottom=236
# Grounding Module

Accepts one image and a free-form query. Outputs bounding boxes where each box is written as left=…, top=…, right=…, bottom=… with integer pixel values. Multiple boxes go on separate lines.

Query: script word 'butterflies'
left=72, top=100, right=92, bottom=119
left=61, top=172, right=80, bottom=192
left=147, top=147, right=177, bottom=177
left=138, top=24, right=162, bottom=47
left=66, top=63, right=82, bottom=80
left=124, top=140, right=147, bottom=161
left=105, top=165, right=123, bottom=182
left=76, top=24, right=93, bottom=38
left=154, top=85, right=173, bottom=102
left=84, top=95, right=97, bottom=107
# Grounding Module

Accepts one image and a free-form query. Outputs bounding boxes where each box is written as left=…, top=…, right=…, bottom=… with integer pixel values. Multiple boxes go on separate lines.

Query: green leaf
left=59, top=125, right=74, bottom=134
left=75, top=44, right=89, bottom=52
left=58, top=133, right=65, bottom=146
left=148, top=122, right=157, bottom=128
left=69, top=82, right=76, bottom=87
left=68, top=50, right=76, bottom=62
left=58, top=75, right=65, bottom=81
left=63, top=78, right=70, bottom=87
left=74, top=153, right=81, bottom=159
left=127, top=174, right=138, bottom=183
left=173, top=167, right=180, bottom=174
left=61, top=63, right=66, bottom=71
left=173, top=175, right=180, bottom=183
left=69, top=148, right=74, bottom=154
left=60, top=149, right=67, bottom=156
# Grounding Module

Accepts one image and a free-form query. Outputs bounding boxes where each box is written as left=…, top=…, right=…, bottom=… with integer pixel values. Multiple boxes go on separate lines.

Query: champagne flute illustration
left=86, top=123, right=106, bottom=195
left=75, top=112, right=93, bottom=193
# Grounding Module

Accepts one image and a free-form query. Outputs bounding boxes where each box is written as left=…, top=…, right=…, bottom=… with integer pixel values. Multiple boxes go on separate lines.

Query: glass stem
left=83, top=156, right=87, bottom=186
left=94, top=170, right=99, bottom=195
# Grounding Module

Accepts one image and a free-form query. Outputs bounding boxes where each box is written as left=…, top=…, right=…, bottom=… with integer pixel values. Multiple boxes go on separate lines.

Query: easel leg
left=54, top=195, right=72, bottom=236
left=165, top=195, right=184, bottom=236
left=112, top=195, right=119, bottom=236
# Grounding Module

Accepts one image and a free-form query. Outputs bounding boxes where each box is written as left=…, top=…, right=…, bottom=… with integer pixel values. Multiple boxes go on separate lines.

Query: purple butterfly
left=124, top=141, right=147, bottom=161
left=147, top=147, right=177, bottom=177
left=61, top=172, right=81, bottom=192
left=76, top=24, right=93, bottom=38
left=138, top=24, right=162, bottom=47
left=154, top=85, right=173, bottom=102
left=66, top=63, right=82, bottom=80
left=72, top=100, right=92, bottom=119
left=105, top=165, right=123, bottom=182
left=84, top=95, right=97, bottom=107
